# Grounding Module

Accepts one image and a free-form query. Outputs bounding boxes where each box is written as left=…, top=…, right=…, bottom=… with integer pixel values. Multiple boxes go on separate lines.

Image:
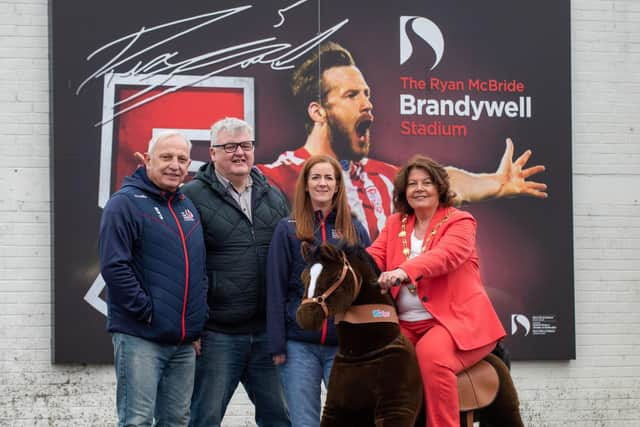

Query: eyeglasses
left=211, top=141, right=255, bottom=153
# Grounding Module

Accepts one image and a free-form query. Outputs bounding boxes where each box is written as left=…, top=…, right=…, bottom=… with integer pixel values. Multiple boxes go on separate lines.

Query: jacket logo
left=153, top=206, right=164, bottom=220
left=400, top=16, right=445, bottom=70
left=181, top=208, right=195, bottom=221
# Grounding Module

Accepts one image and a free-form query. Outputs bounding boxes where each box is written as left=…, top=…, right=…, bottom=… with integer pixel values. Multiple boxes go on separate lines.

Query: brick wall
left=0, top=0, right=638, bottom=425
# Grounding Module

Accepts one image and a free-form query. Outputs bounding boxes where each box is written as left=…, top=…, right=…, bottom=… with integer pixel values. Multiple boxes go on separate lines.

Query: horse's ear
left=296, top=302, right=325, bottom=331
left=319, top=242, right=340, bottom=259
left=301, top=241, right=314, bottom=263
left=300, top=268, right=310, bottom=290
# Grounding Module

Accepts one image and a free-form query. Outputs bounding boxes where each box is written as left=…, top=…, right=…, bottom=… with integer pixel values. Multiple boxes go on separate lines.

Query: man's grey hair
left=210, top=117, right=254, bottom=147
left=148, top=130, right=192, bottom=155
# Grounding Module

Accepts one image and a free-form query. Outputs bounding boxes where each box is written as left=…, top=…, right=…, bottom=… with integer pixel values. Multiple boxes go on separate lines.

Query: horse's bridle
left=300, top=252, right=362, bottom=319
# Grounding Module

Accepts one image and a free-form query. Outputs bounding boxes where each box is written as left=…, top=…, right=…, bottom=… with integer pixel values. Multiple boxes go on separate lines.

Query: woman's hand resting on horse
left=377, top=268, right=410, bottom=294
left=272, top=354, right=286, bottom=366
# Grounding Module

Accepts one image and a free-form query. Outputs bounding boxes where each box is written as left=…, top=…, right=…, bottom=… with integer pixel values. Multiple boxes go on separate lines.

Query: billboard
left=51, top=0, right=573, bottom=362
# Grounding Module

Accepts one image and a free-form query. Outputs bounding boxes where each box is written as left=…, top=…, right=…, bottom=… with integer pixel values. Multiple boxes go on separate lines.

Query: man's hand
left=272, top=354, right=286, bottom=365
left=446, top=137, right=548, bottom=204
left=495, top=138, right=547, bottom=199
left=133, top=151, right=145, bottom=165
left=192, top=338, right=202, bottom=357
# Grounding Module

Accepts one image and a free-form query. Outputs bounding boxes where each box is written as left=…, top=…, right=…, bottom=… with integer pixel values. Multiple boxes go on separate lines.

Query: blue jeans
left=112, top=332, right=196, bottom=427
left=189, top=330, right=290, bottom=427
left=278, top=340, right=337, bottom=427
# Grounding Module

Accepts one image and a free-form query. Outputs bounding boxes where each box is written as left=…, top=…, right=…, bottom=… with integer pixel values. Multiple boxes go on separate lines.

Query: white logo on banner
left=511, top=314, right=531, bottom=336
left=400, top=16, right=444, bottom=70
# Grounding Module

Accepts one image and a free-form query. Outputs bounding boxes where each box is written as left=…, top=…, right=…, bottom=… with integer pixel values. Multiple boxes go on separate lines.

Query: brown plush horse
left=297, top=242, right=423, bottom=427
left=297, top=242, right=524, bottom=427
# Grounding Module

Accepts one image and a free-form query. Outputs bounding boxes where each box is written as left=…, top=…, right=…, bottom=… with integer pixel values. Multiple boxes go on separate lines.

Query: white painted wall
left=0, top=0, right=638, bottom=425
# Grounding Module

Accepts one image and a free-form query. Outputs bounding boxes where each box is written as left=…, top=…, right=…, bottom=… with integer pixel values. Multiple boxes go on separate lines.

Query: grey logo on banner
left=400, top=16, right=444, bottom=70
left=511, top=314, right=531, bottom=336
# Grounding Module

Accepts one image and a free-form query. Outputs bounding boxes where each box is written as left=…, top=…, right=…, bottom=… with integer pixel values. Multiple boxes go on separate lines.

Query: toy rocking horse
left=298, top=242, right=422, bottom=426
left=297, top=242, right=524, bottom=427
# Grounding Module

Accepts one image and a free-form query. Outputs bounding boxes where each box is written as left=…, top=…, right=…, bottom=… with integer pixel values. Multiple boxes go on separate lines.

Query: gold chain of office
left=398, top=209, right=451, bottom=294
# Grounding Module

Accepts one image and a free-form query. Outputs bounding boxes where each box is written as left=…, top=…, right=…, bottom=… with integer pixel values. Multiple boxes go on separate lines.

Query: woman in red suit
left=367, top=155, right=506, bottom=427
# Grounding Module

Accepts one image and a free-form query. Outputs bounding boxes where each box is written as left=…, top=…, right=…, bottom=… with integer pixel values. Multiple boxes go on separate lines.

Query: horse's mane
left=297, top=242, right=381, bottom=331
left=335, top=242, right=381, bottom=278
left=302, top=241, right=380, bottom=278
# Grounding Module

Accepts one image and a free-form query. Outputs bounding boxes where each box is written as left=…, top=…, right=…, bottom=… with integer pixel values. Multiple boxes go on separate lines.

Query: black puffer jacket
left=182, top=163, right=289, bottom=334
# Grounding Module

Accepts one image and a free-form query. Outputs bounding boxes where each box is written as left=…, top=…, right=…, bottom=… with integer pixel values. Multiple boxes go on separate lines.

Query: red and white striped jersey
left=257, top=147, right=398, bottom=240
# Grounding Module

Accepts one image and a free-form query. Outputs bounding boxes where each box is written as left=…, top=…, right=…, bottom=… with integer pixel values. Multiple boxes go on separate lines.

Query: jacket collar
left=314, top=209, right=337, bottom=223
left=403, top=205, right=449, bottom=236
left=195, top=162, right=267, bottom=193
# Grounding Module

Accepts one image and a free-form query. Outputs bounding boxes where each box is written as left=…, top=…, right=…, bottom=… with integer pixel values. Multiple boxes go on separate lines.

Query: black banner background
left=51, top=0, right=573, bottom=362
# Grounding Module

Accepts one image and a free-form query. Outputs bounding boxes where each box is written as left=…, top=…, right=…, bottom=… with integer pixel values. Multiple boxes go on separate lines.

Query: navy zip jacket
left=99, top=167, right=208, bottom=344
left=266, top=210, right=371, bottom=356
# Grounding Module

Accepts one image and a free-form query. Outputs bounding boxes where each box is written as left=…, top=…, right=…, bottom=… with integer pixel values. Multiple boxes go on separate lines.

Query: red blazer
left=367, top=206, right=506, bottom=351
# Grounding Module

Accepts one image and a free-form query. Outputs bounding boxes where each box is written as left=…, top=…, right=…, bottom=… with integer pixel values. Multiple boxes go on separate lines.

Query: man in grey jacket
left=182, top=117, right=290, bottom=427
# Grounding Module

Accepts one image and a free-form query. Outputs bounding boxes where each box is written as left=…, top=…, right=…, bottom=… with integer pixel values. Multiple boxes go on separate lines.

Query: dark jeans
left=189, top=330, right=290, bottom=427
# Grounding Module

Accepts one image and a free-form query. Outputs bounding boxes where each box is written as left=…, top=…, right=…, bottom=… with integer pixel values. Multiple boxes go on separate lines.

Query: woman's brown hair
left=393, top=154, right=456, bottom=215
left=292, top=155, right=357, bottom=244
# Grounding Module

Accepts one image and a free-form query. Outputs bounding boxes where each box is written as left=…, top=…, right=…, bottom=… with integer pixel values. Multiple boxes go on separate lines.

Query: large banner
left=51, top=0, right=573, bottom=362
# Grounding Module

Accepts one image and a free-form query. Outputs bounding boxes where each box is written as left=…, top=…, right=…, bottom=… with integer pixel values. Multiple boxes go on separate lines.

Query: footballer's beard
left=326, top=116, right=370, bottom=162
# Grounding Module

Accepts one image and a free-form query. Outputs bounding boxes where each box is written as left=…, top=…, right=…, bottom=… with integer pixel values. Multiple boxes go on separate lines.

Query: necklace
left=398, top=209, right=451, bottom=294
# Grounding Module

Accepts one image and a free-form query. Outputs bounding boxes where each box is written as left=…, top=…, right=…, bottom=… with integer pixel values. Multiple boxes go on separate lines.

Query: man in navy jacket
left=99, top=131, right=208, bottom=427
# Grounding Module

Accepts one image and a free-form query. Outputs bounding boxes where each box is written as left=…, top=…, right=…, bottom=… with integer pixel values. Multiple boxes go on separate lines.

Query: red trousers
left=400, top=319, right=497, bottom=427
